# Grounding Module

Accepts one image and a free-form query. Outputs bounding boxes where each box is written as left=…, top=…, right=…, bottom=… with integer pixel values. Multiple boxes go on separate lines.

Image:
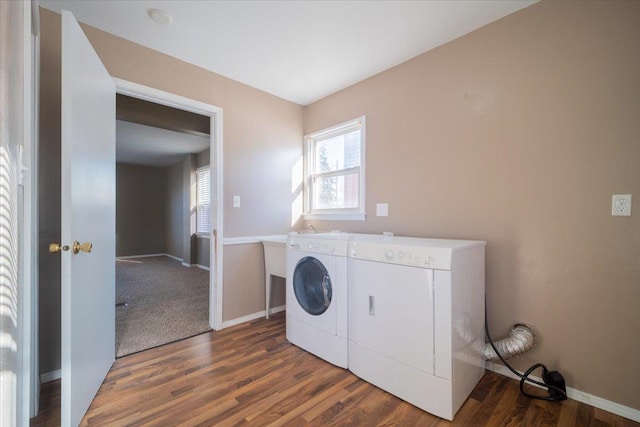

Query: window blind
left=196, top=167, right=211, bottom=234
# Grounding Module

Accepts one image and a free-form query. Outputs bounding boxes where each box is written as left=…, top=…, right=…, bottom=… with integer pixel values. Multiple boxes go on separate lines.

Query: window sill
left=303, top=213, right=366, bottom=221
left=195, top=233, right=210, bottom=239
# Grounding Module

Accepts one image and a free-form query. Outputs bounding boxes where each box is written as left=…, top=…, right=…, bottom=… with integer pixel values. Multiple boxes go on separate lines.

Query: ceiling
left=116, top=120, right=209, bottom=167
left=40, top=0, right=537, bottom=106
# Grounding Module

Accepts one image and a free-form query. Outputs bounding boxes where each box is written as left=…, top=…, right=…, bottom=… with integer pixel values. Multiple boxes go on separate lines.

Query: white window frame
left=196, top=165, right=211, bottom=237
left=303, top=116, right=366, bottom=221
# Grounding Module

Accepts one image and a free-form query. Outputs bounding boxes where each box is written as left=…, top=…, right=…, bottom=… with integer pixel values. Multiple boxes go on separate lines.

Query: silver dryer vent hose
left=483, top=324, right=535, bottom=361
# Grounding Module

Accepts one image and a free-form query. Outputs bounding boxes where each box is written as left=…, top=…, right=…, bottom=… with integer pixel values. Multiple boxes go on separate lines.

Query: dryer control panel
left=349, top=236, right=485, bottom=271
left=287, top=233, right=350, bottom=256
left=350, top=241, right=451, bottom=270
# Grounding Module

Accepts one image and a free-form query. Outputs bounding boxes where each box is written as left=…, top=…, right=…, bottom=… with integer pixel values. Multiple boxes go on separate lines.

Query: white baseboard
left=40, top=369, right=61, bottom=384
left=116, top=253, right=165, bottom=260
left=221, top=305, right=286, bottom=329
left=486, top=362, right=640, bottom=423
left=180, top=262, right=210, bottom=270
left=268, top=305, right=286, bottom=316
left=164, top=253, right=182, bottom=262
left=116, top=253, right=184, bottom=263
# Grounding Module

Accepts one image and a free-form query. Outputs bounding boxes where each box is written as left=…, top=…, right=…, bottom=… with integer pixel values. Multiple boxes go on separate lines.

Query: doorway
left=115, top=79, right=224, bottom=338
left=115, top=96, right=213, bottom=356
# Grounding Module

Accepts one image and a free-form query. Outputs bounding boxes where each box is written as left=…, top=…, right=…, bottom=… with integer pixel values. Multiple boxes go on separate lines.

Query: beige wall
left=78, top=17, right=304, bottom=238
left=304, top=1, right=640, bottom=409
left=116, top=163, right=167, bottom=256
left=197, top=149, right=210, bottom=168
left=38, top=9, right=62, bottom=374
left=182, top=154, right=196, bottom=264
left=38, top=8, right=303, bottom=373
left=223, top=244, right=285, bottom=321
left=165, top=161, right=183, bottom=259
left=197, top=238, right=210, bottom=267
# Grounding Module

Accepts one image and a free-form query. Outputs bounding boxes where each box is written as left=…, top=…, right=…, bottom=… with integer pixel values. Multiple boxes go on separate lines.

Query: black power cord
left=485, top=303, right=568, bottom=401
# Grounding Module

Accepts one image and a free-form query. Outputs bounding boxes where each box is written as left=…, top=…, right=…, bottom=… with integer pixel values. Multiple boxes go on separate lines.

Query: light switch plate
left=376, top=203, right=389, bottom=217
left=612, top=194, right=631, bottom=216
left=233, top=195, right=241, bottom=208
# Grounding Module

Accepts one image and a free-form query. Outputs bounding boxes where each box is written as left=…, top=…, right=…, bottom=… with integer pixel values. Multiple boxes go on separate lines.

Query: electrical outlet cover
left=612, top=194, right=632, bottom=216
left=376, top=203, right=389, bottom=217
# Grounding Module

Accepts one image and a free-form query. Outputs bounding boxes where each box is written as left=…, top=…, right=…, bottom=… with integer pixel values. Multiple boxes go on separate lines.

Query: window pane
left=314, top=129, right=361, bottom=173
left=312, top=172, right=359, bottom=210
left=196, top=167, right=211, bottom=233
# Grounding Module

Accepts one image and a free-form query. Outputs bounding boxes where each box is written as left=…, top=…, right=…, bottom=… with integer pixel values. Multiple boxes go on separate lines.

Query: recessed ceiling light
left=148, top=9, right=172, bottom=25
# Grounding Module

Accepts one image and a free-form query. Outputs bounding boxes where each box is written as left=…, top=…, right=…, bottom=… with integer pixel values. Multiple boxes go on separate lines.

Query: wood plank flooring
left=31, top=313, right=639, bottom=426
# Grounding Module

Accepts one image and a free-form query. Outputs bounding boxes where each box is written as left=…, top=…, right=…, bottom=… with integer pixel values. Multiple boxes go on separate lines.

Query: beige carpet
left=115, top=256, right=210, bottom=357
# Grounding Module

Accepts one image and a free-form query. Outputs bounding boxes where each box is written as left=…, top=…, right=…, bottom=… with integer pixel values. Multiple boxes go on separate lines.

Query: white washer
left=286, top=232, right=350, bottom=368
left=348, top=235, right=486, bottom=420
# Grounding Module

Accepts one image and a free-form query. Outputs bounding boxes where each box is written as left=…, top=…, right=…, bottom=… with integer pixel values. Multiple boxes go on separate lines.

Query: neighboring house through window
left=196, top=166, right=211, bottom=234
left=304, top=116, right=366, bottom=220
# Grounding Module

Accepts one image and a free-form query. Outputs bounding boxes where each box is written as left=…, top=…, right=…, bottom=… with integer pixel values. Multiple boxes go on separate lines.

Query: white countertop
left=259, top=235, right=287, bottom=245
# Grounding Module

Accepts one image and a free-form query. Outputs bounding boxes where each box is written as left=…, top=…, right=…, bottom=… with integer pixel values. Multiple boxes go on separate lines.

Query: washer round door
left=293, top=256, right=333, bottom=315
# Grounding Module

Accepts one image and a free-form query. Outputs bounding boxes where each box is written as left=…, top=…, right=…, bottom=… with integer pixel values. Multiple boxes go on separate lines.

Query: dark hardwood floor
left=31, top=313, right=638, bottom=426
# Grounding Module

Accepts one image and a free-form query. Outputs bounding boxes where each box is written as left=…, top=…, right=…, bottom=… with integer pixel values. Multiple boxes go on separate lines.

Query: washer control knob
left=385, top=250, right=395, bottom=260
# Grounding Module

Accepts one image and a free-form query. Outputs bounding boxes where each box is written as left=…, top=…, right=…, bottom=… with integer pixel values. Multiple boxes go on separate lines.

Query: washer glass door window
left=293, top=257, right=333, bottom=315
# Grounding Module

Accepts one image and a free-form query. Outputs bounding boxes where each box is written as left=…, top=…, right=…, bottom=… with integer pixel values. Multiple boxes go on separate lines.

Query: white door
left=60, top=11, right=115, bottom=426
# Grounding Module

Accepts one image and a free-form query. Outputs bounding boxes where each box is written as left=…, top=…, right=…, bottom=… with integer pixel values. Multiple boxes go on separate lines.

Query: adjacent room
left=114, top=95, right=213, bottom=357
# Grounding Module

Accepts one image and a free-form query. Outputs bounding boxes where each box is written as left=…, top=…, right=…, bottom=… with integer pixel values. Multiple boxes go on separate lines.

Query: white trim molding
left=303, top=213, right=366, bottom=221
left=303, top=116, right=366, bottom=221
left=115, top=254, right=209, bottom=270
left=114, top=78, right=224, bottom=332
left=223, top=236, right=263, bottom=246
left=486, top=362, right=640, bottom=423
left=24, top=0, right=40, bottom=418
left=221, top=305, right=286, bottom=329
left=116, top=253, right=173, bottom=260
left=223, top=234, right=288, bottom=246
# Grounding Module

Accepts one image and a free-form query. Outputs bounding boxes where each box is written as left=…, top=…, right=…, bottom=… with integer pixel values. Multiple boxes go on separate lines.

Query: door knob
left=49, top=243, right=70, bottom=253
left=72, top=241, right=93, bottom=254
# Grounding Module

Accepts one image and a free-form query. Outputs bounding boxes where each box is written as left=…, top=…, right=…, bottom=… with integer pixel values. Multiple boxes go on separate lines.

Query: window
left=304, top=117, right=365, bottom=220
left=196, top=166, right=211, bottom=234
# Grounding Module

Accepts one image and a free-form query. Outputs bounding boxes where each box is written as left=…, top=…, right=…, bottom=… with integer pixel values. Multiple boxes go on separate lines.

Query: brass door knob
left=49, top=243, right=70, bottom=254
left=73, top=241, right=93, bottom=254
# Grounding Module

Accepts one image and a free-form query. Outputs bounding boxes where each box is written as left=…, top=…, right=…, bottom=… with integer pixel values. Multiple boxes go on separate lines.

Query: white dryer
left=286, top=232, right=349, bottom=368
left=348, top=235, right=486, bottom=420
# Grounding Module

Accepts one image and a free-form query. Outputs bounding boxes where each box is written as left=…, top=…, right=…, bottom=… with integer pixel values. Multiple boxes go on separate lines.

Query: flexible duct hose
left=483, top=324, right=535, bottom=361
